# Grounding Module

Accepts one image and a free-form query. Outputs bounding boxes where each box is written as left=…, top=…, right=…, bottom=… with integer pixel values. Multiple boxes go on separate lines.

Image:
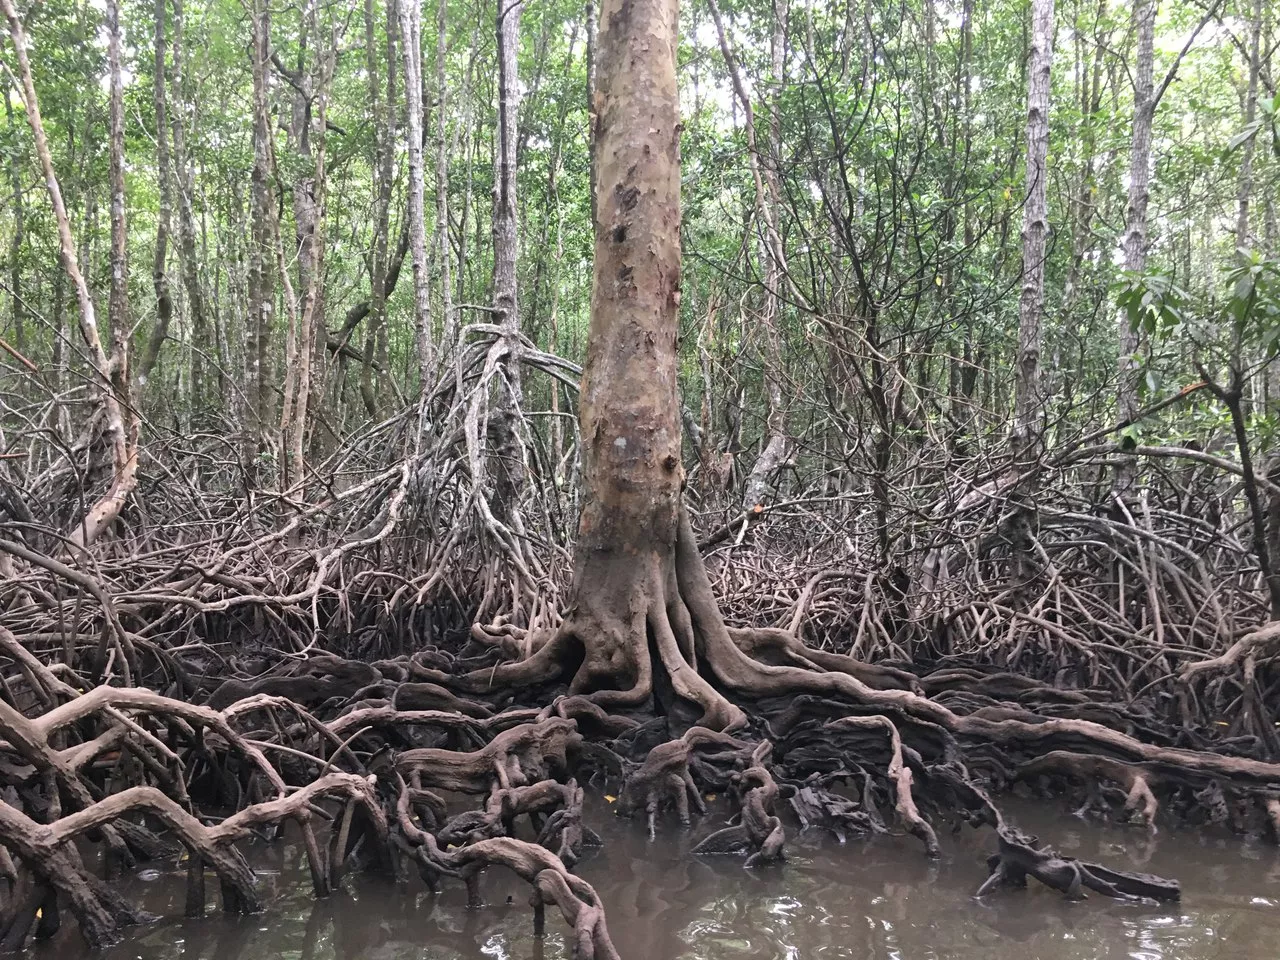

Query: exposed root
left=394, top=779, right=619, bottom=959
left=438, top=778, right=598, bottom=866
left=824, top=716, right=939, bottom=856
left=618, top=726, right=751, bottom=838
left=692, top=741, right=785, bottom=866
left=933, top=764, right=1180, bottom=902
left=395, top=716, right=581, bottom=792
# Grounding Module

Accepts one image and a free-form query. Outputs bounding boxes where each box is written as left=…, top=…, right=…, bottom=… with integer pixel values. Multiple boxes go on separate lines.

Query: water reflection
left=35, top=798, right=1280, bottom=960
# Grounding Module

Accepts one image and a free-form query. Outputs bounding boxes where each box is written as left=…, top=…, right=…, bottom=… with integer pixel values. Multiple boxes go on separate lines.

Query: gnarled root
left=933, top=763, right=1179, bottom=901
left=824, top=716, right=939, bottom=857
left=618, top=726, right=751, bottom=838
left=978, top=826, right=1180, bottom=902
left=692, top=741, right=785, bottom=866
left=395, top=716, right=582, bottom=792
left=438, top=778, right=598, bottom=866
left=393, top=779, right=620, bottom=959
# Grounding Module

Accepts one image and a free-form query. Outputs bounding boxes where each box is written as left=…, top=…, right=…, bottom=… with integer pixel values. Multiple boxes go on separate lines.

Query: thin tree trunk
left=1114, top=0, right=1155, bottom=495
left=361, top=0, right=397, bottom=416
left=277, top=13, right=335, bottom=493
left=489, top=0, right=526, bottom=517
left=170, top=0, right=210, bottom=415
left=1235, top=0, right=1262, bottom=254
left=140, top=0, right=174, bottom=387
left=4, top=96, right=24, bottom=356
left=1, top=0, right=139, bottom=548
left=433, top=0, right=454, bottom=355
left=105, top=0, right=132, bottom=431
left=400, top=0, right=435, bottom=386
left=1012, top=0, right=1055, bottom=458
left=706, top=0, right=793, bottom=513
left=245, top=0, right=274, bottom=482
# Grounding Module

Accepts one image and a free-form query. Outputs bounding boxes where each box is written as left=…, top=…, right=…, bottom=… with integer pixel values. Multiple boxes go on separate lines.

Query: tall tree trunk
left=360, top=0, right=396, bottom=416
left=2, top=0, right=139, bottom=548
left=585, top=0, right=598, bottom=226
left=400, top=0, right=435, bottom=387
left=433, top=0, right=454, bottom=355
left=245, top=0, right=274, bottom=483
left=488, top=0, right=526, bottom=518
left=105, top=0, right=132, bottom=441
left=1012, top=0, right=1055, bottom=458
left=170, top=0, right=211, bottom=416
left=467, top=0, right=735, bottom=732
left=708, top=0, right=791, bottom=513
left=1060, top=0, right=1109, bottom=317
left=282, top=19, right=335, bottom=493
left=4, top=96, right=24, bottom=356
left=552, top=0, right=716, bottom=709
left=140, top=0, right=174, bottom=387
left=1114, top=0, right=1156, bottom=496
left=1235, top=0, right=1263, bottom=255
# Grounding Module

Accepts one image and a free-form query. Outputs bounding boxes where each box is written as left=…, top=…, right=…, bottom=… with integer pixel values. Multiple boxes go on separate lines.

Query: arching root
left=692, top=741, right=785, bottom=866
left=825, top=716, right=940, bottom=857
left=618, top=726, right=752, bottom=838
left=438, top=778, right=598, bottom=866
left=394, top=779, right=619, bottom=960
left=395, top=716, right=581, bottom=792
left=0, top=773, right=388, bottom=946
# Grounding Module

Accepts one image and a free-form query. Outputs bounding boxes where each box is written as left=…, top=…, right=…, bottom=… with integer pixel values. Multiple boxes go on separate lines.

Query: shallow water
left=48, top=797, right=1280, bottom=960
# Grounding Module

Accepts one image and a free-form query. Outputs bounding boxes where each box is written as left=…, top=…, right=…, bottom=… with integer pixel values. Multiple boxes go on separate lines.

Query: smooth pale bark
left=4, top=96, right=23, bottom=356
left=706, top=0, right=792, bottom=513
left=106, top=0, right=129, bottom=379
left=1060, top=0, right=1109, bottom=318
left=433, top=0, right=454, bottom=357
left=284, top=25, right=335, bottom=492
left=360, top=0, right=396, bottom=416
left=400, top=0, right=435, bottom=385
left=1235, top=0, right=1262, bottom=254
left=1012, top=0, right=1055, bottom=457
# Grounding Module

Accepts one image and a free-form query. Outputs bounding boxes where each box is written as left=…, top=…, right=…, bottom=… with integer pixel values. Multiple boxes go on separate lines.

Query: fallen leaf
left=604, top=794, right=617, bottom=804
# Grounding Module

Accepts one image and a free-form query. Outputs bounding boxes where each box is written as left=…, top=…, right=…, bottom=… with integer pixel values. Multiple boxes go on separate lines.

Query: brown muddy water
left=42, top=797, right=1280, bottom=960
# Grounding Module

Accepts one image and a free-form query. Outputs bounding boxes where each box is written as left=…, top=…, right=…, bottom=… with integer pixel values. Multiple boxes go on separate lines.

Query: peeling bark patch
left=612, top=224, right=627, bottom=243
